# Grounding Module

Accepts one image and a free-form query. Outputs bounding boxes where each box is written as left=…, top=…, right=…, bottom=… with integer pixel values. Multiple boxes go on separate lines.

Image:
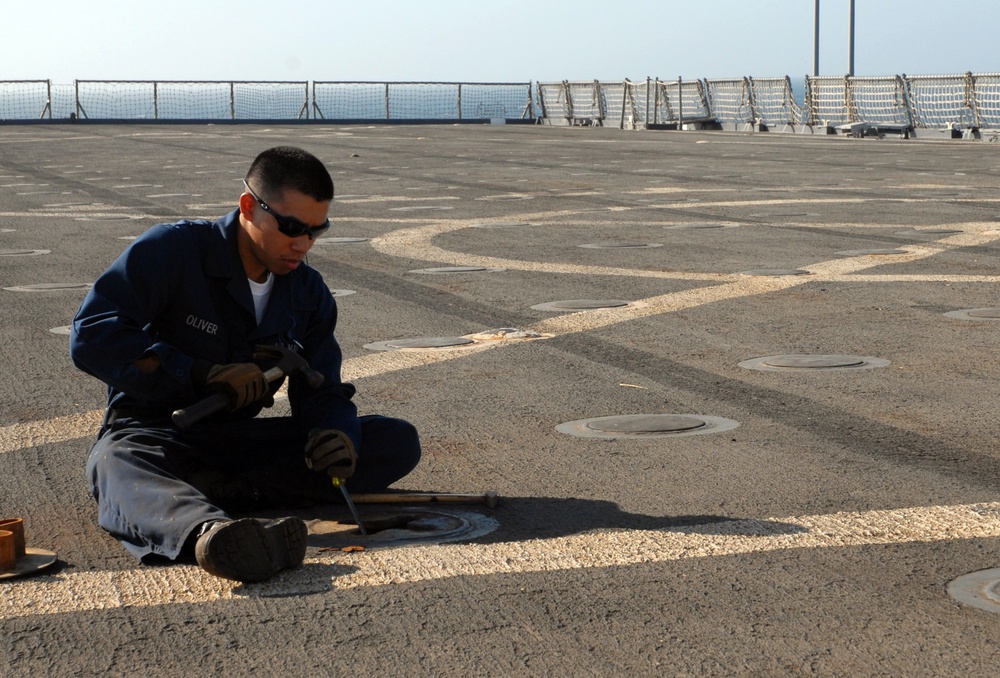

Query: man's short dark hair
left=245, top=146, right=334, bottom=202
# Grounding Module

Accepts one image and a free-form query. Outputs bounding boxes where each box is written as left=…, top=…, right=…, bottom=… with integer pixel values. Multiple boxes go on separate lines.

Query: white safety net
left=904, top=73, right=976, bottom=129
left=232, top=82, right=308, bottom=119
left=654, top=79, right=711, bottom=123
left=387, top=83, right=460, bottom=119
left=154, top=82, right=232, bottom=119
left=0, top=81, right=51, bottom=119
left=849, top=76, right=911, bottom=126
left=74, top=81, right=307, bottom=119
left=596, top=81, right=630, bottom=128
left=456, top=83, right=533, bottom=119
left=749, top=76, right=807, bottom=126
left=564, top=81, right=603, bottom=123
left=313, top=82, right=387, bottom=119
left=971, top=72, right=1000, bottom=128
left=76, top=81, right=156, bottom=119
left=805, top=76, right=849, bottom=126
left=625, top=80, right=652, bottom=128
left=536, top=82, right=572, bottom=124
left=705, top=78, right=752, bottom=124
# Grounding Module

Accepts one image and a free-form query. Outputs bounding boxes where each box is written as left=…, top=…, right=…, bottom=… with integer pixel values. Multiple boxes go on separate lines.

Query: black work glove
left=201, top=363, right=269, bottom=412
left=305, top=428, right=357, bottom=479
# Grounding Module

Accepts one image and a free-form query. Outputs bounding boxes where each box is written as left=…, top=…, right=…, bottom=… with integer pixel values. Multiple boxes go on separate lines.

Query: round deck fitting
left=0, top=249, right=49, bottom=256
left=3, top=283, right=92, bottom=292
left=313, top=237, right=369, bottom=244
left=308, top=507, right=498, bottom=549
left=948, top=568, right=1000, bottom=615
left=75, top=215, right=141, bottom=221
left=835, top=248, right=907, bottom=256
left=467, top=328, right=546, bottom=341
left=408, top=266, right=505, bottom=274
left=578, top=242, right=663, bottom=249
left=664, top=223, right=734, bottom=230
left=749, top=212, right=818, bottom=218
left=894, top=228, right=963, bottom=237
left=531, top=299, right=631, bottom=312
left=739, top=269, right=810, bottom=277
left=329, top=289, right=356, bottom=297
left=470, top=221, right=530, bottom=229
left=739, top=354, right=890, bottom=372
left=478, top=194, right=533, bottom=201
left=364, top=336, right=477, bottom=352
left=944, top=308, right=1000, bottom=321
left=557, top=414, right=739, bottom=439
left=389, top=206, right=454, bottom=212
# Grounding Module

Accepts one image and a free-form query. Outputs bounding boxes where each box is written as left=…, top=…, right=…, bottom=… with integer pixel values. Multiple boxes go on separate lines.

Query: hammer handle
left=171, top=365, right=285, bottom=429
left=352, top=492, right=498, bottom=508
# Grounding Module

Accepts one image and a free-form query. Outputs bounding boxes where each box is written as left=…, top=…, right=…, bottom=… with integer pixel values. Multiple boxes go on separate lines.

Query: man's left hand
left=305, top=429, right=357, bottom=479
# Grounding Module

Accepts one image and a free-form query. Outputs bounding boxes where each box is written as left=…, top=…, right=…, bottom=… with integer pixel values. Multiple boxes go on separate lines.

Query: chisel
left=332, top=477, right=367, bottom=535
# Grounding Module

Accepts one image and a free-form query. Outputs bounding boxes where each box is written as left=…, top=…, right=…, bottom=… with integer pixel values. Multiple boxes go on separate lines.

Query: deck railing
left=3, top=74, right=999, bottom=136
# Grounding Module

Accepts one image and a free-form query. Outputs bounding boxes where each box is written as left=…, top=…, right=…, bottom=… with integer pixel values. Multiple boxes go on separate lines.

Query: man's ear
left=238, top=191, right=256, bottom=221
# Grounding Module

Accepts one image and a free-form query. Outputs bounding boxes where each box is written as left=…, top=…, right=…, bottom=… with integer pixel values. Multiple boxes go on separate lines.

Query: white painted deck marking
left=2, top=502, right=998, bottom=619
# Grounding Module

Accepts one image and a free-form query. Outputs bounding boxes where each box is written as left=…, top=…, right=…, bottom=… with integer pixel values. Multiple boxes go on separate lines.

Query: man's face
left=237, top=187, right=330, bottom=280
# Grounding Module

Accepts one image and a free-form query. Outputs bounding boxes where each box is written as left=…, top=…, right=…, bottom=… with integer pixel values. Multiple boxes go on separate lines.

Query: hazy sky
left=6, top=1, right=998, bottom=84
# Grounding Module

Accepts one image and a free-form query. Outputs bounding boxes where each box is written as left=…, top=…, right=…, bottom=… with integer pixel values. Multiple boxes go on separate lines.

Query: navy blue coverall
left=70, top=210, right=420, bottom=561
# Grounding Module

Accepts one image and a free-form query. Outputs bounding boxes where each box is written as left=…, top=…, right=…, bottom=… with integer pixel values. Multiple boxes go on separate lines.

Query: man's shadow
left=472, top=496, right=805, bottom=544
left=292, top=494, right=806, bottom=547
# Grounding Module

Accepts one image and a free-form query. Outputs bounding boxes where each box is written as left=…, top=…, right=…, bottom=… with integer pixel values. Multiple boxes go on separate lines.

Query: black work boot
left=195, top=517, right=308, bottom=582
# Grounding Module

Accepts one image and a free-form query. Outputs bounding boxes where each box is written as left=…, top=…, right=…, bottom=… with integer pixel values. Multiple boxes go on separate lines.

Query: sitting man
left=71, top=146, right=420, bottom=583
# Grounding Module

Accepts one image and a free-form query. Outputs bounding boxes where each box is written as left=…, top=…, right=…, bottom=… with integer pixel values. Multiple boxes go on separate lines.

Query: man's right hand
left=202, top=363, right=269, bottom=411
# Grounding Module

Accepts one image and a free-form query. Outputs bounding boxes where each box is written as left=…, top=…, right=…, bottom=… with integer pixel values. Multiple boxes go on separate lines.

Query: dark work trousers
left=86, top=413, right=421, bottom=562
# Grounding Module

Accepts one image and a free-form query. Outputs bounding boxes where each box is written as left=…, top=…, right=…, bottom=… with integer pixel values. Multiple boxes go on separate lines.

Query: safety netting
left=905, top=73, right=978, bottom=129
left=535, top=81, right=606, bottom=125
left=654, top=79, right=712, bottom=124
left=704, top=78, right=753, bottom=125
left=971, top=72, right=1000, bottom=127
left=76, top=81, right=156, bottom=119
left=387, top=82, right=461, bottom=119
left=536, top=81, right=572, bottom=123
left=313, top=81, right=531, bottom=120
left=749, top=76, right=808, bottom=127
left=4, top=73, right=999, bottom=132
left=596, top=80, right=631, bottom=128
left=0, top=80, right=51, bottom=120
left=73, top=81, right=308, bottom=120
left=805, top=76, right=850, bottom=126
left=456, top=83, right=533, bottom=120
left=846, top=76, right=911, bottom=127
left=312, top=82, right=387, bottom=119
left=232, top=82, right=309, bottom=119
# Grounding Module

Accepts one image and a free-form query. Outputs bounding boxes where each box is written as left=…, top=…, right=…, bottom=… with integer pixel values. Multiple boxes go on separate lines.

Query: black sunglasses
left=242, top=180, right=330, bottom=240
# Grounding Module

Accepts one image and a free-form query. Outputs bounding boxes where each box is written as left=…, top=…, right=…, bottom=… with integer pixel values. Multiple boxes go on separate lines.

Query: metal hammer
left=172, top=344, right=324, bottom=429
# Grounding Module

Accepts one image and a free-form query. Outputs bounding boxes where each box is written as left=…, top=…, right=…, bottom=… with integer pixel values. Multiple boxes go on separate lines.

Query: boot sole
left=195, top=517, right=307, bottom=582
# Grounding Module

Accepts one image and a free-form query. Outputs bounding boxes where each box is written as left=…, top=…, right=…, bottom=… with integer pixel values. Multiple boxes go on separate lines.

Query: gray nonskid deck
left=2, top=125, right=999, bottom=676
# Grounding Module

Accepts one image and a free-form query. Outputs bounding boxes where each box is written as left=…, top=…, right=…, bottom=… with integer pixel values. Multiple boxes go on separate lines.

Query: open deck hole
left=339, top=513, right=434, bottom=536
left=307, top=507, right=499, bottom=548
